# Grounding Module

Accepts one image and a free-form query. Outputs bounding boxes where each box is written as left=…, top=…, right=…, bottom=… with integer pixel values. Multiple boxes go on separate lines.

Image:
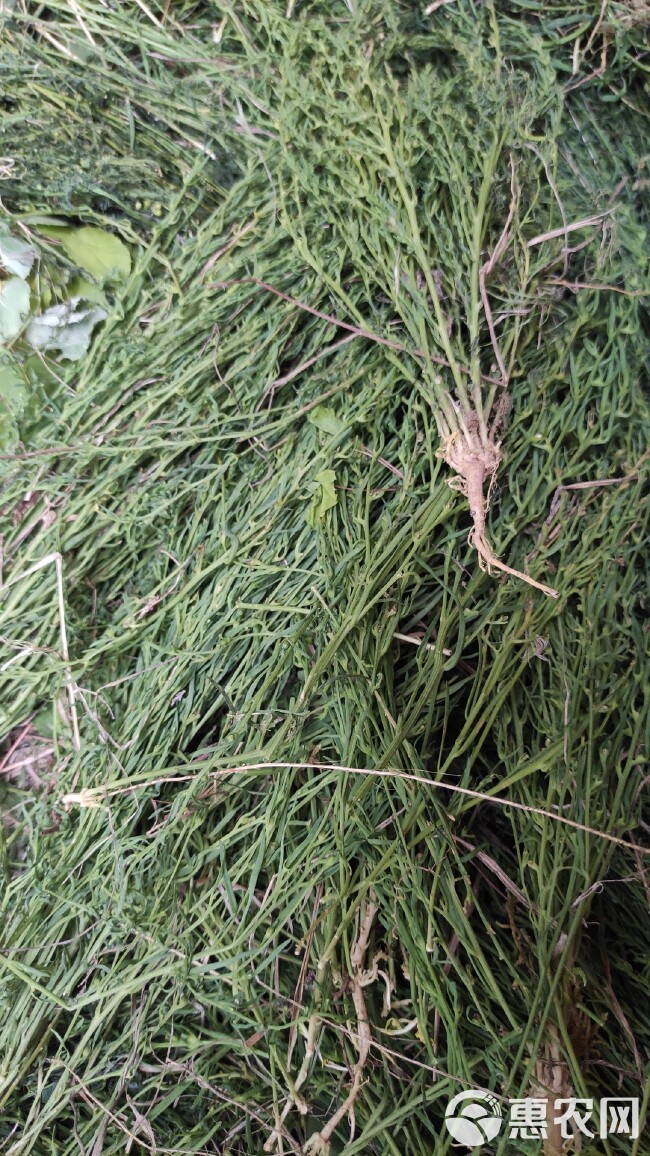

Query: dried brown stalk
left=532, top=1023, right=580, bottom=1156
left=302, top=895, right=379, bottom=1156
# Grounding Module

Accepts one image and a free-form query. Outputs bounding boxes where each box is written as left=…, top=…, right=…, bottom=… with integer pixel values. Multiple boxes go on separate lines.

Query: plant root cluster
left=440, top=427, right=560, bottom=599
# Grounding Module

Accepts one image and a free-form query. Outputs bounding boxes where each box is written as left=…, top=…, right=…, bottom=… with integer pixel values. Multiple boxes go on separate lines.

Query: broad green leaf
left=41, top=226, right=131, bottom=284
left=0, top=234, right=36, bottom=279
left=68, top=274, right=108, bottom=307
left=306, top=468, right=338, bottom=527
left=0, top=276, right=30, bottom=341
left=26, top=298, right=107, bottom=361
left=307, top=404, right=345, bottom=436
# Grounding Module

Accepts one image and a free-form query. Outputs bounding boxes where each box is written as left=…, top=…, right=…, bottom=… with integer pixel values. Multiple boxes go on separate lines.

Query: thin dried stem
left=304, top=896, right=379, bottom=1154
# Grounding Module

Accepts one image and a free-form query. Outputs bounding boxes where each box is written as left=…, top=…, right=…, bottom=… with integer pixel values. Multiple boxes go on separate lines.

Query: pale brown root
left=440, top=430, right=559, bottom=599
left=472, top=527, right=559, bottom=598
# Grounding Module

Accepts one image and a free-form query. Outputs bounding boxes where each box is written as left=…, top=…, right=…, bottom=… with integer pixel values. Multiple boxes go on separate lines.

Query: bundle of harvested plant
left=265, top=16, right=567, bottom=595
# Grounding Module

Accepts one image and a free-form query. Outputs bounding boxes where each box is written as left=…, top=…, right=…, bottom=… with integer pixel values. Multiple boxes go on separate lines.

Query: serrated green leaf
left=0, top=276, right=31, bottom=341
left=306, top=468, right=338, bottom=527
left=307, top=404, right=346, bottom=436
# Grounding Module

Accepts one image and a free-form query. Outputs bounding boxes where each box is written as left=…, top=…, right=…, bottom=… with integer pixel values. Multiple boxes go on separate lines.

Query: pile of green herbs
left=0, top=2, right=649, bottom=1154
